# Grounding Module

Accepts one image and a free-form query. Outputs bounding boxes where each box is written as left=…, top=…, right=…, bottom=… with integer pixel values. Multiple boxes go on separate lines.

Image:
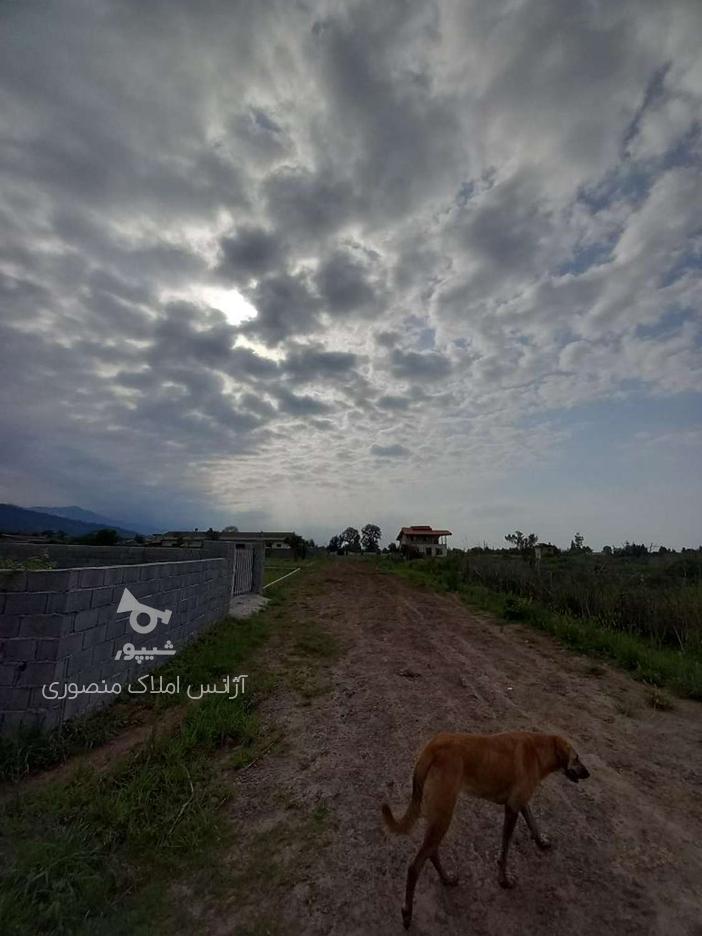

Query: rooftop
left=397, top=525, right=452, bottom=539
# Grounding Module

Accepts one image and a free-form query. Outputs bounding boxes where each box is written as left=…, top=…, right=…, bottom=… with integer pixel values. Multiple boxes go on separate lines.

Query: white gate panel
left=231, top=546, right=254, bottom=596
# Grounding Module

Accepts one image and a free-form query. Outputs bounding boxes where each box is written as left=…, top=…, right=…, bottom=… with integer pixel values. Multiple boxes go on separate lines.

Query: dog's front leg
left=497, top=806, right=518, bottom=888
left=520, top=805, right=551, bottom=850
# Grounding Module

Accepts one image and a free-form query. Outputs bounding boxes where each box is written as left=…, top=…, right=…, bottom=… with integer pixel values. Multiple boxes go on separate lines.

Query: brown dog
left=382, top=730, right=590, bottom=928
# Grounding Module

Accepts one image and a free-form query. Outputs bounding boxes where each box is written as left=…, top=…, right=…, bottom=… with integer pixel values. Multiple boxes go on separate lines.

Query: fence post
left=251, top=542, right=265, bottom=594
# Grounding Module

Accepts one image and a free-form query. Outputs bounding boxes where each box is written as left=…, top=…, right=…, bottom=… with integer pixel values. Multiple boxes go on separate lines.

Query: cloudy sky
left=1, top=0, right=701, bottom=548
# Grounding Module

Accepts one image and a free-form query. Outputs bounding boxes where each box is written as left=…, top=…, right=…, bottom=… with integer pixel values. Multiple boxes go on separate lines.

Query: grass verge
left=381, top=560, right=702, bottom=699
left=0, top=568, right=338, bottom=934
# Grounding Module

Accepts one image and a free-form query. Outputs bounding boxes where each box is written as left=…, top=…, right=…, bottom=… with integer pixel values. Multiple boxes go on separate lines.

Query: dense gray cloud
left=242, top=271, right=321, bottom=345
left=389, top=349, right=453, bottom=382
left=316, top=248, right=380, bottom=317
left=282, top=345, right=360, bottom=383
left=370, top=443, right=410, bottom=457
left=217, top=226, right=285, bottom=281
left=1, top=0, right=700, bottom=544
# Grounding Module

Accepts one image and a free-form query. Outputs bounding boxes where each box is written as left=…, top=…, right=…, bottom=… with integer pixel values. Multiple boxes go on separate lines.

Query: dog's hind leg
left=402, top=815, right=452, bottom=929
left=401, top=757, right=460, bottom=929
left=520, top=805, right=551, bottom=850
left=497, top=805, right=519, bottom=888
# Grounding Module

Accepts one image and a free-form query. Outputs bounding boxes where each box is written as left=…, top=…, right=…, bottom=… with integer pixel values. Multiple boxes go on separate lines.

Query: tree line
left=327, top=524, right=382, bottom=554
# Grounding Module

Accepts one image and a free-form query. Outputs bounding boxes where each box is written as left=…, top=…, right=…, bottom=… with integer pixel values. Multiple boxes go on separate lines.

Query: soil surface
left=216, top=563, right=702, bottom=936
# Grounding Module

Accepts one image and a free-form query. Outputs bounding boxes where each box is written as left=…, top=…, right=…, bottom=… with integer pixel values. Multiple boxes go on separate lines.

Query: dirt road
left=217, top=563, right=702, bottom=935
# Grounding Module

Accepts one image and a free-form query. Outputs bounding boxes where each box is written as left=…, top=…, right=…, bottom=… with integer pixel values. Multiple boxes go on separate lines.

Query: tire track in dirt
left=211, top=564, right=702, bottom=936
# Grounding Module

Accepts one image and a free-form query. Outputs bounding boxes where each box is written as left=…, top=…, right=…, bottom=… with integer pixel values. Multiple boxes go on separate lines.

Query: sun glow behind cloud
left=198, top=287, right=259, bottom=326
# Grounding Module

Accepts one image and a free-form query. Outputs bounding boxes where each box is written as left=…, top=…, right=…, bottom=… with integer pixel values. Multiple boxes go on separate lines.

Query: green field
left=263, top=557, right=305, bottom=586
left=380, top=550, right=702, bottom=699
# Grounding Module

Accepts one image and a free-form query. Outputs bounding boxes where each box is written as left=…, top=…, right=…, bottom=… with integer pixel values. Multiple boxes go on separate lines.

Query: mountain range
left=0, top=503, right=143, bottom=538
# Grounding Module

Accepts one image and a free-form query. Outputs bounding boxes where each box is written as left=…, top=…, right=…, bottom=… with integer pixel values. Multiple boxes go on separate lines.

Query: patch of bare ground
left=187, top=563, right=702, bottom=935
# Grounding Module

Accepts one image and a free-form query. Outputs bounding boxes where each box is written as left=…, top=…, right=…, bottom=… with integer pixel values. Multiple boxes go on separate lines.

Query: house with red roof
left=396, top=525, right=452, bottom=558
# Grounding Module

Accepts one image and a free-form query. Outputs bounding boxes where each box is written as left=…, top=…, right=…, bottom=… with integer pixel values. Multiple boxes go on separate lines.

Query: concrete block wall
left=0, top=557, right=230, bottom=735
left=0, top=540, right=235, bottom=569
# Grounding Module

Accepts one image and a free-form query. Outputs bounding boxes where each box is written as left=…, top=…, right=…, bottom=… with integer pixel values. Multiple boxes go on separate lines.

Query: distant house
left=149, top=531, right=207, bottom=547
left=397, top=525, right=452, bottom=558
left=219, top=531, right=294, bottom=558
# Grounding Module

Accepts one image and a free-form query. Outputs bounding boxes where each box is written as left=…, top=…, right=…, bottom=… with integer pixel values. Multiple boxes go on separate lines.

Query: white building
left=397, top=525, right=452, bottom=558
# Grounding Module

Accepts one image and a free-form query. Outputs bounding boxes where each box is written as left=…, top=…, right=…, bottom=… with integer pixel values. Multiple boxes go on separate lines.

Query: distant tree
left=341, top=526, right=361, bottom=552
left=78, top=528, right=119, bottom=546
left=134, top=533, right=145, bottom=544
left=361, top=523, right=382, bottom=552
left=570, top=533, right=592, bottom=552
left=205, top=527, right=220, bottom=540
left=505, top=531, right=538, bottom=553
left=222, top=525, right=239, bottom=533
left=327, top=534, right=342, bottom=553
left=602, top=545, right=613, bottom=556
left=387, top=541, right=398, bottom=554
left=285, top=532, right=307, bottom=560
left=617, top=541, right=649, bottom=557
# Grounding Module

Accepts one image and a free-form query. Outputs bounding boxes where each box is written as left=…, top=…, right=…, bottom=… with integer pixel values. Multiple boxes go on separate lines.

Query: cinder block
left=127, top=581, right=153, bottom=600
left=65, top=648, right=93, bottom=677
left=91, top=641, right=116, bottom=664
left=82, top=624, right=107, bottom=649
left=15, top=661, right=58, bottom=687
left=111, top=585, right=127, bottom=604
left=102, top=567, right=125, bottom=586
left=29, top=686, right=62, bottom=709
left=0, top=571, right=27, bottom=592
left=0, top=686, right=31, bottom=709
left=98, top=605, right=117, bottom=625
left=19, top=614, right=66, bottom=639
left=2, top=638, right=35, bottom=662
left=74, top=608, right=100, bottom=632
left=78, top=568, right=105, bottom=588
left=47, top=592, right=68, bottom=613
left=0, top=616, right=20, bottom=638
left=24, top=570, right=73, bottom=592
left=90, top=586, right=114, bottom=609
left=99, top=661, right=123, bottom=683
left=5, top=592, right=49, bottom=615
left=35, top=639, right=60, bottom=661
left=106, top=617, right=127, bottom=641
left=58, top=632, right=83, bottom=657
left=64, top=590, right=93, bottom=613
left=120, top=566, right=141, bottom=584
left=0, top=663, right=18, bottom=686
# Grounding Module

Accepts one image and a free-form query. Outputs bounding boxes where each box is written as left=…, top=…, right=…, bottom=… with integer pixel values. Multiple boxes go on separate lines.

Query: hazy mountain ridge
left=0, top=504, right=138, bottom=538
left=32, top=505, right=150, bottom=534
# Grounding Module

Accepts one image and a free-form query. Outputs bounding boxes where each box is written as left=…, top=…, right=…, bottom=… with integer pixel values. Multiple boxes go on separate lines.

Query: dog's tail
left=382, top=747, right=434, bottom=835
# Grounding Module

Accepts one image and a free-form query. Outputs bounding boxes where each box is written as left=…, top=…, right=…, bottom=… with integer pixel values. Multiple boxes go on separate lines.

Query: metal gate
left=231, top=545, right=254, bottom=597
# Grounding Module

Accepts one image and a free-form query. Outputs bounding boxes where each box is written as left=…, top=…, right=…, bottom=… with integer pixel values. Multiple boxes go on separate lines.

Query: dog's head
left=554, top=736, right=590, bottom=783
